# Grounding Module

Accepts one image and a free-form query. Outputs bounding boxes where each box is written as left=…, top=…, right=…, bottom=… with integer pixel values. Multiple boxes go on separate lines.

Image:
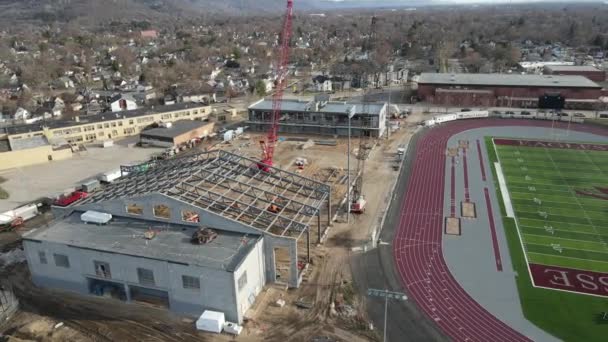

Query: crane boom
left=259, top=0, right=294, bottom=171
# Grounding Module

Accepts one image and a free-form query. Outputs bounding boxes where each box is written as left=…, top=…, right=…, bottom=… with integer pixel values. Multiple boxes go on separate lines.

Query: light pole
left=367, top=288, right=407, bottom=342
left=347, top=105, right=356, bottom=224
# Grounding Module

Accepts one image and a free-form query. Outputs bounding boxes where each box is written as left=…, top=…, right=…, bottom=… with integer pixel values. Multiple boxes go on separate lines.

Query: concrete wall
left=71, top=193, right=300, bottom=287
left=233, top=238, right=266, bottom=322
left=23, top=236, right=254, bottom=323
left=0, top=145, right=73, bottom=171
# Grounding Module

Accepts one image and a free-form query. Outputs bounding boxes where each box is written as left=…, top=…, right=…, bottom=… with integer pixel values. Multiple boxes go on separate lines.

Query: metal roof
left=544, top=65, right=603, bottom=72
left=76, top=150, right=331, bottom=240
left=8, top=136, right=49, bottom=151
left=24, top=212, right=259, bottom=271
left=249, top=99, right=386, bottom=116
left=418, top=73, right=601, bottom=88
left=140, top=120, right=211, bottom=140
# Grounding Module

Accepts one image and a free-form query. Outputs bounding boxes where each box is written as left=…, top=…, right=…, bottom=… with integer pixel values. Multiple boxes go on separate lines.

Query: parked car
left=520, top=111, right=531, bottom=115
left=460, top=108, right=472, bottom=112
left=557, top=112, right=569, bottom=117
left=573, top=113, right=585, bottom=118
left=505, top=111, right=515, bottom=114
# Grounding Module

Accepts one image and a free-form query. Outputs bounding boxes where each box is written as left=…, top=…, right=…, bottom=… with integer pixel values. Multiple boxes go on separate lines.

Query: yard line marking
left=523, top=232, right=608, bottom=245
left=527, top=252, right=608, bottom=265
left=543, top=147, right=608, bottom=252
left=581, top=149, right=607, bottom=177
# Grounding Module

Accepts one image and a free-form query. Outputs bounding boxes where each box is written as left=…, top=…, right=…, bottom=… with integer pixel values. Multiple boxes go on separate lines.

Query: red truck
left=54, top=191, right=88, bottom=207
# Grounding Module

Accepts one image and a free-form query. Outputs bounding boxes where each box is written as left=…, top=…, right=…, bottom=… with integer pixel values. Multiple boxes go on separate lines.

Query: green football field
left=494, top=140, right=608, bottom=273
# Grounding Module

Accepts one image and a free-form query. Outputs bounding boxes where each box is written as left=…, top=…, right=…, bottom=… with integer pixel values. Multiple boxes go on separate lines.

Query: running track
left=393, top=119, right=608, bottom=342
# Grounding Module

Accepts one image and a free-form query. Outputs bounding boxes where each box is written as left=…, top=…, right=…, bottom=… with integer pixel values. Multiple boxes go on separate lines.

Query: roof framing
left=77, top=150, right=330, bottom=240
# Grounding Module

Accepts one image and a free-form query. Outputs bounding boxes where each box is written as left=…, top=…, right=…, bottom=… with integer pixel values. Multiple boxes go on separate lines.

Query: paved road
left=351, top=128, right=447, bottom=342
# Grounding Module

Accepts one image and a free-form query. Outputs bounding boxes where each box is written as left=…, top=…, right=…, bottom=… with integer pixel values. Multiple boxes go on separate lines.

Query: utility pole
left=367, top=288, right=407, bottom=342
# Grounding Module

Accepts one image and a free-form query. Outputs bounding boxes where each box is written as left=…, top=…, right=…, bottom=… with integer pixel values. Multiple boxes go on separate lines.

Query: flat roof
left=140, top=120, right=210, bottom=140
left=9, top=136, right=49, bottom=151
left=544, top=65, right=603, bottom=72
left=24, top=212, right=260, bottom=272
left=5, top=103, right=208, bottom=136
left=249, top=99, right=385, bottom=116
left=418, top=73, right=601, bottom=89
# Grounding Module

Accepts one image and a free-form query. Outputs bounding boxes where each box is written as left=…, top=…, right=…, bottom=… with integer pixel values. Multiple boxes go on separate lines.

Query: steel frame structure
left=79, top=150, right=331, bottom=240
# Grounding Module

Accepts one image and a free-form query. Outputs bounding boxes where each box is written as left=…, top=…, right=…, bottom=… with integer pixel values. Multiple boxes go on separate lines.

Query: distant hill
left=0, top=0, right=319, bottom=25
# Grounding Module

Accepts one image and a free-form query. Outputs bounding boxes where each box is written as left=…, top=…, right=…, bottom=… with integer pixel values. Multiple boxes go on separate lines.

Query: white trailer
left=98, top=169, right=122, bottom=183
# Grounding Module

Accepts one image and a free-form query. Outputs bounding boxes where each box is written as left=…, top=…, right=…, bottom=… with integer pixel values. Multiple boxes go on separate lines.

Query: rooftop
left=140, top=120, right=212, bottom=140
left=249, top=99, right=386, bottom=116
left=418, top=73, right=601, bottom=89
left=76, top=150, right=330, bottom=239
left=9, top=136, right=49, bottom=151
left=24, top=212, right=260, bottom=271
left=544, top=65, right=603, bottom=72
left=5, top=102, right=210, bottom=136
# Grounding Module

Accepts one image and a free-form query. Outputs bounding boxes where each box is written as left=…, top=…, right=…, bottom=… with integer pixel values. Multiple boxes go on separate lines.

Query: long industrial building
left=248, top=97, right=388, bottom=137
left=22, top=151, right=331, bottom=323
left=0, top=103, right=212, bottom=171
left=417, top=73, right=606, bottom=109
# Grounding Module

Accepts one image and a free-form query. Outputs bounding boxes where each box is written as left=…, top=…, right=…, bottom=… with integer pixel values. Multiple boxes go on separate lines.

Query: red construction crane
left=259, top=0, right=294, bottom=172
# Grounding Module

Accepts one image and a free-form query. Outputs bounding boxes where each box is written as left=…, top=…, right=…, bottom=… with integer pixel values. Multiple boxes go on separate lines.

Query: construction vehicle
left=191, top=228, right=218, bottom=245
left=258, top=0, right=294, bottom=172
left=0, top=217, right=23, bottom=232
left=54, top=191, right=88, bottom=207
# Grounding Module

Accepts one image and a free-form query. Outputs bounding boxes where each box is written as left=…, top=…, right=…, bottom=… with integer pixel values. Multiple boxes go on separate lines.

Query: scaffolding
left=79, top=150, right=331, bottom=240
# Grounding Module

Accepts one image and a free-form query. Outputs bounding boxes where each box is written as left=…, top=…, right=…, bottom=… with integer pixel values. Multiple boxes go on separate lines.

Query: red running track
left=462, top=148, right=470, bottom=202
left=393, top=119, right=608, bottom=342
left=484, top=187, right=503, bottom=272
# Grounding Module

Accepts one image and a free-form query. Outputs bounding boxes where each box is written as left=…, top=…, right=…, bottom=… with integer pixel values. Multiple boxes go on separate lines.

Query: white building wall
left=233, top=237, right=266, bottom=322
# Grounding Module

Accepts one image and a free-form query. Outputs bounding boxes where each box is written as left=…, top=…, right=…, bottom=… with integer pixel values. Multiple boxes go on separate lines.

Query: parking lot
left=0, top=142, right=163, bottom=212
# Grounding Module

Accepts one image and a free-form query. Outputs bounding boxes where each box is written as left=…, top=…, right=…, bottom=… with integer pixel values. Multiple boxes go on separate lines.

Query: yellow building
left=0, top=103, right=213, bottom=171
left=6, top=103, right=212, bottom=145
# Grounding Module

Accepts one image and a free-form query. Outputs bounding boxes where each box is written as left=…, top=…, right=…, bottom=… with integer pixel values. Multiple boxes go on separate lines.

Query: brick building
left=417, top=73, right=605, bottom=109
left=544, top=65, right=606, bottom=83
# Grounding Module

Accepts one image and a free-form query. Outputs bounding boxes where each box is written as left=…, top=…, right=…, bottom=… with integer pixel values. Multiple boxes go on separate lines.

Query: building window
left=104, top=123, right=109, bottom=128
left=137, top=268, right=155, bottom=286
left=153, top=204, right=171, bottom=219
left=54, top=254, right=70, bottom=268
left=111, top=122, right=117, bottom=127
left=126, top=203, right=143, bottom=215
left=118, top=121, right=123, bottom=126
left=94, top=261, right=111, bottom=278
left=182, top=275, right=200, bottom=290
left=129, top=120, right=134, bottom=125
left=238, top=271, right=247, bottom=291
left=182, top=210, right=199, bottom=223
left=39, top=251, right=47, bottom=264
left=98, top=132, right=104, bottom=137
left=97, top=124, right=103, bottom=129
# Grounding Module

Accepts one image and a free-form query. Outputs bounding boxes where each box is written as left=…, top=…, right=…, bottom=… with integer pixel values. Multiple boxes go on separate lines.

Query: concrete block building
left=140, top=120, right=215, bottom=147
left=248, top=97, right=387, bottom=138
left=22, top=151, right=331, bottom=323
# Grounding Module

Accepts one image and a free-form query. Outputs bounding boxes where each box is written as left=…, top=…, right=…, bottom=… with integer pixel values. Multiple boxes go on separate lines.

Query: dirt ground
left=0, top=113, right=423, bottom=342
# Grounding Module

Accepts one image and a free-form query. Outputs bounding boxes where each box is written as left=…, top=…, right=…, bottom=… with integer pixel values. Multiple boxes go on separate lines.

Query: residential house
left=110, top=94, right=137, bottom=112
left=312, top=75, right=332, bottom=92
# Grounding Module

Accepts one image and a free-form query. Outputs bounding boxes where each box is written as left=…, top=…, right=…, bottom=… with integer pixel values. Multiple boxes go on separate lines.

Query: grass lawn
left=485, top=137, right=608, bottom=342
